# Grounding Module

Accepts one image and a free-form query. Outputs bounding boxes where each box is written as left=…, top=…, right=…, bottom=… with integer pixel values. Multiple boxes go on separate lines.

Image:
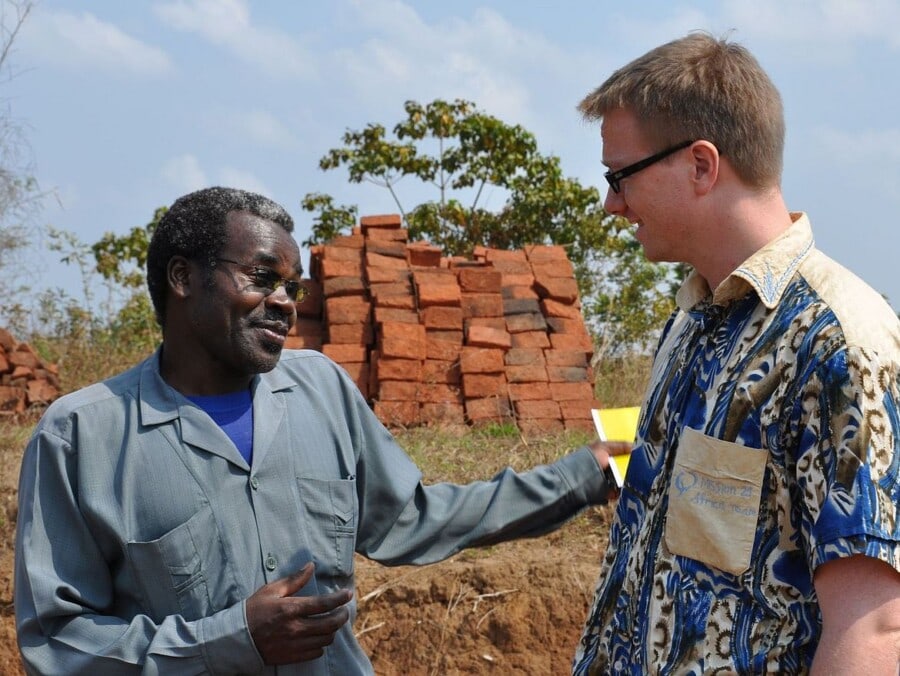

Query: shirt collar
left=676, top=212, right=814, bottom=311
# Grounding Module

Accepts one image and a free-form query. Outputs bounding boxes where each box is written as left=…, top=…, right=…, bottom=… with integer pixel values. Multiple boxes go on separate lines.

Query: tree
left=303, top=98, right=678, bottom=355
left=0, top=0, right=47, bottom=324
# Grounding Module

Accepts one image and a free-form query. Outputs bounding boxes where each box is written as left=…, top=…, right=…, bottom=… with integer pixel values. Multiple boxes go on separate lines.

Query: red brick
left=27, top=379, right=59, bottom=405
left=377, top=380, right=419, bottom=401
left=338, top=362, right=370, bottom=398
left=0, top=385, right=26, bottom=413
left=366, top=251, right=410, bottom=270
left=426, top=334, right=463, bottom=361
left=530, top=259, right=575, bottom=279
left=484, top=248, right=527, bottom=262
left=421, top=401, right=466, bottom=425
left=502, top=297, right=541, bottom=315
left=8, top=349, right=39, bottom=369
left=533, top=277, right=579, bottom=304
left=461, top=293, right=503, bottom=318
left=324, top=234, right=365, bottom=250
left=504, top=348, right=545, bottom=366
left=374, top=294, right=416, bottom=310
left=291, top=318, right=324, bottom=337
left=459, top=347, right=505, bottom=374
left=327, top=323, right=374, bottom=345
left=466, top=325, right=512, bottom=350
left=422, top=359, right=461, bottom=385
left=465, top=396, right=514, bottom=422
left=365, top=266, right=410, bottom=284
left=502, top=285, right=540, bottom=300
left=466, top=317, right=506, bottom=331
left=547, top=366, right=591, bottom=383
left=549, top=332, right=593, bottom=353
left=325, top=296, right=372, bottom=325
left=525, top=244, right=568, bottom=261
left=421, top=306, right=464, bottom=330
left=514, top=399, right=561, bottom=419
left=559, top=400, right=594, bottom=421
left=418, top=383, right=462, bottom=403
left=564, top=418, right=596, bottom=434
left=457, top=267, right=503, bottom=293
left=373, top=307, right=420, bottom=325
left=369, top=282, right=413, bottom=303
left=544, top=350, right=589, bottom=367
left=366, top=239, right=408, bottom=258
left=322, top=343, right=368, bottom=363
left=510, top=331, right=551, bottom=349
left=412, top=268, right=457, bottom=286
left=506, top=364, right=549, bottom=383
left=378, top=321, right=427, bottom=360
left=461, top=372, right=507, bottom=398
left=366, top=227, right=409, bottom=242
left=323, top=276, right=367, bottom=298
left=540, top=298, right=583, bottom=320
left=548, top=381, right=594, bottom=401
left=501, top=273, right=537, bottom=287
left=320, top=258, right=364, bottom=280
left=407, top=243, right=443, bottom=267
left=360, top=214, right=403, bottom=230
left=490, top=259, right=531, bottom=274
left=546, top=317, right=591, bottom=336
left=374, top=400, right=420, bottom=427
left=507, top=381, right=551, bottom=401
left=372, top=353, right=423, bottom=381
left=506, top=313, right=548, bottom=334
left=417, top=283, right=462, bottom=308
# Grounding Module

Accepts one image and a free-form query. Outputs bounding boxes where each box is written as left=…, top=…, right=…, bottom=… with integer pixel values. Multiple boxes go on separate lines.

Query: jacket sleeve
left=14, top=427, right=264, bottom=676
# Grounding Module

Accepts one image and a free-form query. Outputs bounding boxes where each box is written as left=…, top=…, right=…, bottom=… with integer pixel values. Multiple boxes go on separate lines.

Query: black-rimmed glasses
left=604, top=139, right=695, bottom=194
left=215, top=258, right=308, bottom=303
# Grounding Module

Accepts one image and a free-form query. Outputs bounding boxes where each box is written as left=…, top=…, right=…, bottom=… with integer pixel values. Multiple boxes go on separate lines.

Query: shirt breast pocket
left=126, top=505, right=218, bottom=622
left=297, top=477, right=358, bottom=578
left=665, top=428, right=768, bottom=575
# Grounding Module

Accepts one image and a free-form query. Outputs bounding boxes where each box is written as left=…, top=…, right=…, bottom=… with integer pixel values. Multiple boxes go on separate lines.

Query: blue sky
left=7, top=0, right=900, bottom=313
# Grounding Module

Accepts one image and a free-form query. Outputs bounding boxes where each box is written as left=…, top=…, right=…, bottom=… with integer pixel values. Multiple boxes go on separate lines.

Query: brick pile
left=0, top=328, right=61, bottom=414
left=287, top=214, right=596, bottom=435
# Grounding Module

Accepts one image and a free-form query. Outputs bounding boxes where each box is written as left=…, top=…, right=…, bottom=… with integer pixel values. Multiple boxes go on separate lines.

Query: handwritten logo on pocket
left=674, top=470, right=698, bottom=495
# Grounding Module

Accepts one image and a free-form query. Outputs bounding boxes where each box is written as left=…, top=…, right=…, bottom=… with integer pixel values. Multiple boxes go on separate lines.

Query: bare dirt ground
left=0, top=482, right=613, bottom=675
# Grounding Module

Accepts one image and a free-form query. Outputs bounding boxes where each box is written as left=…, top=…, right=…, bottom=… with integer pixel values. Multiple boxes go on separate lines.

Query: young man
left=574, top=32, right=900, bottom=673
left=15, top=187, right=627, bottom=674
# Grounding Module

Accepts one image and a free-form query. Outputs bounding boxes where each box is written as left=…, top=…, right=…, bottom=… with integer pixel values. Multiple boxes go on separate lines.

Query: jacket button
left=265, top=554, right=277, bottom=571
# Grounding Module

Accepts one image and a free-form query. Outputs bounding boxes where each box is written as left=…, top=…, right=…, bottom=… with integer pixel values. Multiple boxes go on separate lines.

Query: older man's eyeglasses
left=215, top=258, right=308, bottom=303
left=604, top=139, right=695, bottom=194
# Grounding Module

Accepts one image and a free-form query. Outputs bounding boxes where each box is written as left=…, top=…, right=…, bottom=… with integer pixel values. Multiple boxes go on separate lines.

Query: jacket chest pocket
left=297, top=477, right=358, bottom=578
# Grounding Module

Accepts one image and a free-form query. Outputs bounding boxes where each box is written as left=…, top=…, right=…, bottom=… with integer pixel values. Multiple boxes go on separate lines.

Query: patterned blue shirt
left=574, top=214, right=900, bottom=674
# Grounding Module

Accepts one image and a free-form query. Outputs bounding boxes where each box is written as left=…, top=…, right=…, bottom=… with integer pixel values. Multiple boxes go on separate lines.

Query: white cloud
left=335, top=1, right=564, bottom=124
left=24, top=9, right=172, bottom=75
left=161, top=154, right=208, bottom=193
left=153, top=0, right=316, bottom=78
left=722, top=0, right=900, bottom=52
left=222, top=110, right=299, bottom=149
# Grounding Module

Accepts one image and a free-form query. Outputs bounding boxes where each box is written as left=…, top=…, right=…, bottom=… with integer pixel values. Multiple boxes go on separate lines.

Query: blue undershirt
left=186, top=390, right=254, bottom=464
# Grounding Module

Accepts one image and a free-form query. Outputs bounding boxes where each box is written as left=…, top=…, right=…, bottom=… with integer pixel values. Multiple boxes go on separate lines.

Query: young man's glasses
left=215, top=258, right=308, bottom=303
left=604, top=139, right=695, bottom=194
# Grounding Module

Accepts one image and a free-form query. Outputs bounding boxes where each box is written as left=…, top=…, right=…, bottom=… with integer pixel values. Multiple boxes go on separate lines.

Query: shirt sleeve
left=14, top=426, right=265, bottom=675
left=793, top=345, right=900, bottom=573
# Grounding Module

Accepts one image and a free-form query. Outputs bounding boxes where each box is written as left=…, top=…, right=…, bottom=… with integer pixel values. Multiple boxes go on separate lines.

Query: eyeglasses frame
left=604, top=139, right=696, bottom=194
left=214, top=257, right=308, bottom=303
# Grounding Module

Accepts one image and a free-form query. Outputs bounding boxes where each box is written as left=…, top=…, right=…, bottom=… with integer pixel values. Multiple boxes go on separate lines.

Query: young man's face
left=180, top=210, right=301, bottom=390
left=600, top=107, right=694, bottom=265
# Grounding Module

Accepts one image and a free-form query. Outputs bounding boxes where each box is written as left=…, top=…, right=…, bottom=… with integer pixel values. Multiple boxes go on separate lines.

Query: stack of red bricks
left=287, top=215, right=596, bottom=435
left=0, top=328, right=61, bottom=414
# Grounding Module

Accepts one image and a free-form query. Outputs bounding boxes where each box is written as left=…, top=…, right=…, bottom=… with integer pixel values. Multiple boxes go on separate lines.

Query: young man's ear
left=166, top=256, right=194, bottom=299
left=690, top=141, right=720, bottom=195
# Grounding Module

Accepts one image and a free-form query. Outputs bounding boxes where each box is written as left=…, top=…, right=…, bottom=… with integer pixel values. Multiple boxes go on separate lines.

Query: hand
left=588, top=439, right=632, bottom=470
left=246, top=562, right=352, bottom=665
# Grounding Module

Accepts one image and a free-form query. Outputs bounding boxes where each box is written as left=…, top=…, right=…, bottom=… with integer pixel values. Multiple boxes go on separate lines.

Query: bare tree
left=0, top=0, right=47, bottom=329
